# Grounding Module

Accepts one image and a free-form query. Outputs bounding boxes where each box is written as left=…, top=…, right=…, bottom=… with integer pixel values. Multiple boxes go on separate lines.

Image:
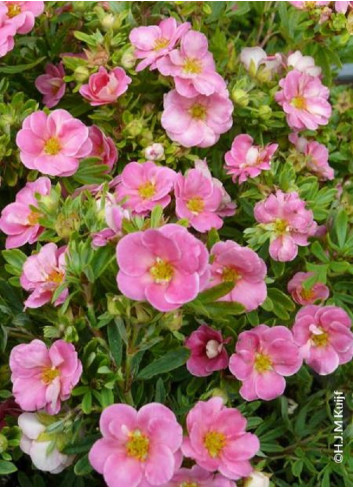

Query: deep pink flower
left=35, top=62, right=66, bottom=108
left=129, top=17, right=190, bottom=72
left=289, top=133, right=334, bottom=180
left=20, top=243, right=68, bottom=309
left=16, top=109, right=92, bottom=177
left=4, top=1, right=44, bottom=34
left=185, top=324, right=229, bottom=377
left=286, top=51, right=321, bottom=77
left=224, top=134, right=278, bottom=184
left=157, top=30, right=226, bottom=98
left=292, top=305, right=353, bottom=374
left=288, top=272, right=330, bottom=305
left=229, top=325, right=302, bottom=401
left=89, top=403, right=183, bottom=486
left=254, top=190, right=317, bottom=262
left=10, top=339, right=82, bottom=414
left=182, top=397, right=259, bottom=479
left=79, top=66, right=131, bottom=106
left=87, top=125, right=118, bottom=171
left=174, top=168, right=224, bottom=232
left=162, top=89, right=233, bottom=148
left=207, top=241, right=267, bottom=312
left=115, top=161, right=176, bottom=216
left=275, top=70, right=331, bottom=131
left=0, top=177, right=51, bottom=249
left=116, top=224, right=209, bottom=312
left=0, top=5, right=16, bottom=57
left=166, top=465, right=235, bottom=487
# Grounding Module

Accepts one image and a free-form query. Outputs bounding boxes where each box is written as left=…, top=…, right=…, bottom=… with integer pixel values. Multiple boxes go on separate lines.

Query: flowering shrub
left=1, top=1, right=353, bottom=487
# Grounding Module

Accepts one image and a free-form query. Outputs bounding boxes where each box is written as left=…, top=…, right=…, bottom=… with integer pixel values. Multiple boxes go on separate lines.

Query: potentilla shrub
left=1, top=1, right=353, bottom=487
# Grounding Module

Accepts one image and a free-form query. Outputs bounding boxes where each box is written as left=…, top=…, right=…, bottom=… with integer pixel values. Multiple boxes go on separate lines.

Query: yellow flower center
left=189, top=103, right=207, bottom=120
left=183, top=57, right=203, bottom=75
left=301, top=288, right=314, bottom=301
left=311, top=331, right=329, bottom=347
left=292, top=96, right=307, bottom=110
left=204, top=431, right=226, bottom=458
left=254, top=353, right=272, bottom=373
left=154, top=37, right=170, bottom=51
left=27, top=210, right=41, bottom=226
left=274, top=218, right=289, bottom=235
left=6, top=3, right=21, bottom=17
left=138, top=181, right=156, bottom=199
left=41, top=367, right=60, bottom=385
left=186, top=197, right=205, bottom=214
left=47, top=269, right=64, bottom=284
left=44, top=137, right=62, bottom=156
left=221, top=266, right=242, bottom=283
left=180, top=483, right=198, bottom=487
left=150, top=258, right=174, bottom=283
left=126, top=431, right=149, bottom=461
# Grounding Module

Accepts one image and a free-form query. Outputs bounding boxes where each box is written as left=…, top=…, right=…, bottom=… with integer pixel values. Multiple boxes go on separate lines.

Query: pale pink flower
left=20, top=243, right=68, bottom=309
left=182, top=397, right=259, bottom=479
left=35, top=62, right=66, bottom=108
left=0, top=5, right=16, bottom=57
left=162, top=89, right=233, bottom=148
left=292, top=305, right=353, bottom=374
left=19, top=413, right=74, bottom=473
left=207, top=241, right=267, bottom=312
left=334, top=1, right=353, bottom=13
left=92, top=202, right=130, bottom=248
left=286, top=51, right=321, bottom=77
left=174, top=168, right=224, bottom=232
left=224, top=134, right=278, bottom=184
left=89, top=403, right=183, bottom=486
left=116, top=224, right=209, bottom=312
left=79, top=66, right=131, bottom=106
left=144, top=143, right=164, bottom=161
left=16, top=109, right=92, bottom=177
left=4, top=1, right=44, bottom=34
left=275, top=70, right=331, bottom=131
left=289, top=133, right=334, bottom=180
left=229, top=325, right=302, bottom=401
left=244, top=470, right=270, bottom=487
left=289, top=1, right=329, bottom=9
left=240, top=47, right=282, bottom=77
left=0, top=177, right=51, bottom=249
left=288, top=272, right=330, bottom=305
left=185, top=324, right=230, bottom=377
left=10, top=339, right=82, bottom=414
left=115, top=161, right=176, bottom=215
left=129, top=17, right=190, bottom=71
left=254, top=190, right=317, bottom=262
left=87, top=125, right=118, bottom=171
left=157, top=30, right=226, bottom=98
left=166, top=465, right=235, bottom=487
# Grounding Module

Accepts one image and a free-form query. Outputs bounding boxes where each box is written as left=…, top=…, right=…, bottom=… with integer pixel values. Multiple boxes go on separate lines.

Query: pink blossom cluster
left=130, top=18, right=233, bottom=147
left=0, top=1, right=44, bottom=57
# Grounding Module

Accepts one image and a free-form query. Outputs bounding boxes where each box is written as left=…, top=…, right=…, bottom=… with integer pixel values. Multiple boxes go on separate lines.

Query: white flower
left=287, top=50, right=322, bottom=77
left=244, top=470, right=271, bottom=487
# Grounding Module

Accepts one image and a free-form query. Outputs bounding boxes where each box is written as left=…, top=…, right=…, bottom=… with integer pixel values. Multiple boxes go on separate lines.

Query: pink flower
left=229, top=325, right=302, bottom=401
left=162, top=89, right=233, bottom=148
left=116, top=224, right=209, bottom=312
left=207, top=241, right=267, bottom=312
left=157, top=30, right=226, bottom=98
left=185, top=325, right=230, bottom=377
left=20, top=243, right=68, bottom=309
left=240, top=47, right=282, bottom=78
left=166, top=465, right=235, bottom=487
left=288, top=272, right=330, bottom=305
left=0, top=5, right=16, bottom=57
left=79, top=66, right=131, bottom=106
left=292, top=305, right=353, bottom=374
left=92, top=202, right=129, bottom=248
left=129, top=17, right=190, bottom=72
left=334, top=1, right=353, bottom=13
left=87, top=125, right=118, bottom=171
left=89, top=403, right=183, bottom=486
left=182, top=397, right=259, bottom=479
left=254, top=190, right=317, bottom=262
left=174, top=168, right=224, bottom=232
left=286, top=51, right=321, bottom=77
left=4, top=1, right=44, bottom=34
left=35, top=63, right=66, bottom=108
left=16, top=109, right=92, bottom=177
left=115, top=161, right=176, bottom=215
left=10, top=339, right=82, bottom=414
left=290, top=1, right=329, bottom=9
left=224, top=134, right=278, bottom=184
left=0, top=177, right=51, bottom=249
left=275, top=70, right=331, bottom=131
left=289, top=133, right=334, bottom=180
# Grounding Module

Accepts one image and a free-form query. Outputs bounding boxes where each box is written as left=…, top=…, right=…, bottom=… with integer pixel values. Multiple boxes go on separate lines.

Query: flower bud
left=55, top=212, right=80, bottom=239
left=74, top=66, right=90, bottom=83
left=231, top=88, right=249, bottom=107
left=258, top=105, right=272, bottom=120
left=125, top=119, right=144, bottom=137
left=244, top=470, right=270, bottom=487
left=121, top=47, right=136, bottom=69
left=144, top=143, right=165, bottom=161
left=0, top=433, right=8, bottom=453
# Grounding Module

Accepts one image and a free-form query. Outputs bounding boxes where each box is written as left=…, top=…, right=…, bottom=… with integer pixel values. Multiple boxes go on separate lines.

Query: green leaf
left=63, top=434, right=100, bottom=455
left=72, top=158, right=110, bottom=185
left=74, top=454, right=92, bottom=476
left=0, top=57, right=46, bottom=74
left=2, top=249, right=27, bottom=276
left=107, top=322, right=123, bottom=366
left=137, top=347, right=190, bottom=380
left=0, top=460, right=17, bottom=475
left=268, top=288, right=295, bottom=320
left=150, top=205, right=163, bottom=228
left=196, top=281, right=235, bottom=303
left=335, top=209, right=348, bottom=248
left=81, top=390, right=92, bottom=414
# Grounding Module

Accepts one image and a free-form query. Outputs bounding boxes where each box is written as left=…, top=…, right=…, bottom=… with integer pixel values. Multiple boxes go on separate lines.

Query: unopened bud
left=231, top=88, right=249, bottom=107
